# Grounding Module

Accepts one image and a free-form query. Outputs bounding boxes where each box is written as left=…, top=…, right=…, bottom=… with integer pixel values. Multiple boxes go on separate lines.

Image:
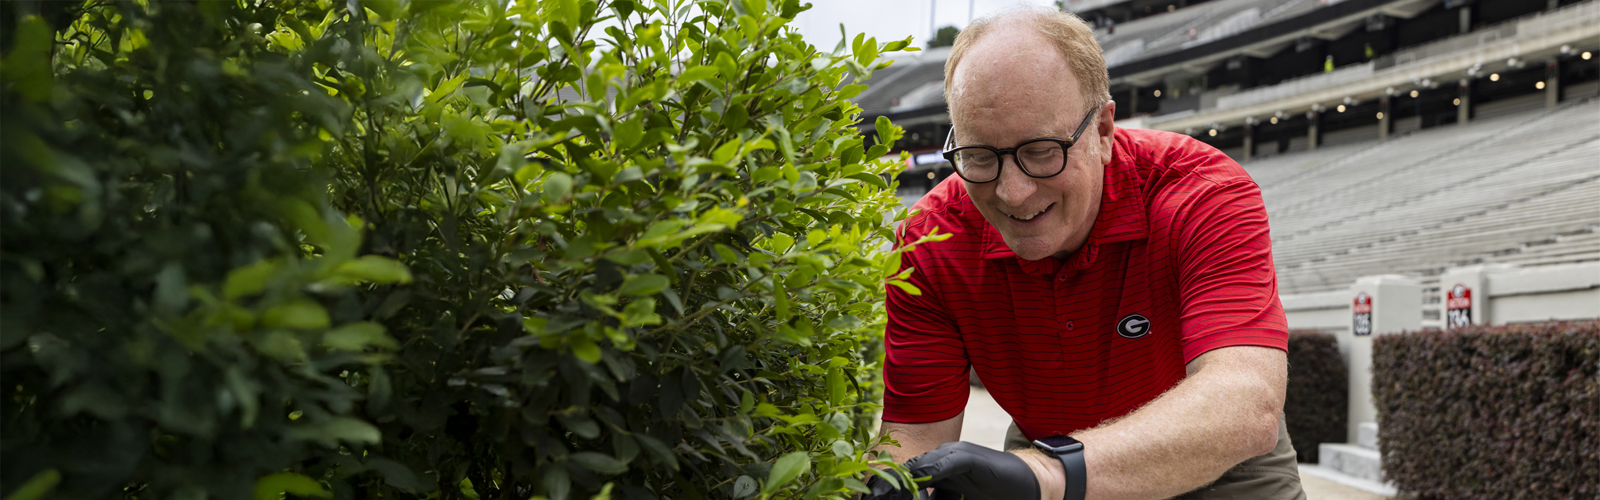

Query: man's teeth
left=1011, top=208, right=1046, bottom=221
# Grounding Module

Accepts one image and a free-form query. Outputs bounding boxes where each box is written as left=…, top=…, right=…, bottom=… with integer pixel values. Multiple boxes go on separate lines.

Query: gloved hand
left=859, top=474, right=920, bottom=500
left=903, top=442, right=1041, bottom=500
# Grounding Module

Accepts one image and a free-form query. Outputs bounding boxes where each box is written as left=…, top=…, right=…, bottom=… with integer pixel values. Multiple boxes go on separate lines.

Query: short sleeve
left=881, top=218, right=970, bottom=424
left=1175, top=179, right=1290, bottom=362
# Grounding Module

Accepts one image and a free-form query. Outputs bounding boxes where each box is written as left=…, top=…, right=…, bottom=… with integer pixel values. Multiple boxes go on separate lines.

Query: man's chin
left=1000, top=236, right=1061, bottom=261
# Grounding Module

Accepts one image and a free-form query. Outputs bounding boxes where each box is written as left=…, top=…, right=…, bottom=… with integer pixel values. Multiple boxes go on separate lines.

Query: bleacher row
left=1240, top=98, right=1600, bottom=295
left=1095, top=0, right=1319, bottom=66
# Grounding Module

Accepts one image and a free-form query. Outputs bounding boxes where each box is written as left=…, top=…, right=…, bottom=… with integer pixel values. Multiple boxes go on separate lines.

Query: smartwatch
left=1032, top=434, right=1086, bottom=500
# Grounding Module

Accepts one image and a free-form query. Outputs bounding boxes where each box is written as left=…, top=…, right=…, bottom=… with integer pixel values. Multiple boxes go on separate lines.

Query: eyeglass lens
left=954, top=141, right=1066, bottom=181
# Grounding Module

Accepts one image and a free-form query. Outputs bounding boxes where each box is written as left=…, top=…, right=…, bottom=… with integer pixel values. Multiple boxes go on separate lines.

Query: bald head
left=944, top=8, right=1108, bottom=123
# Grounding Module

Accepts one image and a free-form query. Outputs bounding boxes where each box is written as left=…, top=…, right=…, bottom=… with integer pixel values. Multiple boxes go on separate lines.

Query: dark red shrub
left=1286, top=330, right=1347, bottom=463
left=1373, top=321, right=1600, bottom=499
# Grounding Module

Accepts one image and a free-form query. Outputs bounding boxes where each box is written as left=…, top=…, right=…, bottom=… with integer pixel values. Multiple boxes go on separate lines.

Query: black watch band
left=1054, top=446, right=1086, bottom=500
left=1032, top=436, right=1086, bottom=500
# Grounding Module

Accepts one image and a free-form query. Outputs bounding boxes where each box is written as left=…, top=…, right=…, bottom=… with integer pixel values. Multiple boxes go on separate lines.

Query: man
left=867, top=7, right=1304, bottom=500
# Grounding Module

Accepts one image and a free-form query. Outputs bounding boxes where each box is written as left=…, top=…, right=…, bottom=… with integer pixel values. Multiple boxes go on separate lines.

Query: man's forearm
left=1027, top=347, right=1287, bottom=500
left=872, top=412, right=966, bottom=463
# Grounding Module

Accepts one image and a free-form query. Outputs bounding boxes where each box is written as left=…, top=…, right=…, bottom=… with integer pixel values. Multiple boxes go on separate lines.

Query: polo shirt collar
left=979, top=139, right=1149, bottom=275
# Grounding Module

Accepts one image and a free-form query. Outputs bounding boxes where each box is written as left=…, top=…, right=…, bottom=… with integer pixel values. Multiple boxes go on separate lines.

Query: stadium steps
left=1305, top=423, right=1397, bottom=496
left=1241, top=98, right=1600, bottom=294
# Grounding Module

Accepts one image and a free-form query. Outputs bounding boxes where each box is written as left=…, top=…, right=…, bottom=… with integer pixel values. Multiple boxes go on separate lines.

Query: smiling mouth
left=1007, top=203, right=1055, bottom=222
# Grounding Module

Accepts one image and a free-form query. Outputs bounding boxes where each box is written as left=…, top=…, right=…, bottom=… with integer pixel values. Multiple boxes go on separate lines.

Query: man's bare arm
left=1017, top=345, right=1287, bottom=500
left=872, top=411, right=965, bottom=463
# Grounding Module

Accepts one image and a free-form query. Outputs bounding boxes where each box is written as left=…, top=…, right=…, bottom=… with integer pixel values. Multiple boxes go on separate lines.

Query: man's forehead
left=948, top=43, right=1082, bottom=143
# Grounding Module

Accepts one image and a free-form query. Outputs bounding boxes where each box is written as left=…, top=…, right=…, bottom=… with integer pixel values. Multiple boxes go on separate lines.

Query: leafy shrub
left=1372, top=321, right=1600, bottom=499
left=3, top=2, right=410, bottom=498
left=2, top=1, right=927, bottom=499
left=1283, top=331, right=1346, bottom=463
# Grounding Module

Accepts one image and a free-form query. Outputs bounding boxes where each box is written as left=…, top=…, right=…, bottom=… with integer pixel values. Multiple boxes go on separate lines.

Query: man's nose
left=993, top=155, right=1036, bottom=207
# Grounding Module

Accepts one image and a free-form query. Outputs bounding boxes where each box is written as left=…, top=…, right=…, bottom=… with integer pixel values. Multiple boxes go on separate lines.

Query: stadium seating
left=1240, top=98, right=1600, bottom=295
left=1096, top=0, right=1317, bottom=66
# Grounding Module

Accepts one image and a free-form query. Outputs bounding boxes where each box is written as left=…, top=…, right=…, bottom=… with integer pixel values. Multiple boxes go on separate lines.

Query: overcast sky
left=792, top=0, right=1060, bottom=51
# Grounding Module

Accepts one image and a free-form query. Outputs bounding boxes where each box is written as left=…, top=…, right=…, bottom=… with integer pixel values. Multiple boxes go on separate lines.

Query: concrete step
left=1358, top=422, right=1380, bottom=450
left=1298, top=463, right=1399, bottom=498
left=1320, top=443, right=1385, bottom=483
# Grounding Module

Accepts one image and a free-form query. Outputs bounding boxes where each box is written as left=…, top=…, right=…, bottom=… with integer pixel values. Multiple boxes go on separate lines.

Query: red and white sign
left=1445, top=283, right=1472, bottom=328
left=1353, top=292, right=1372, bottom=336
left=1353, top=293, right=1372, bottom=314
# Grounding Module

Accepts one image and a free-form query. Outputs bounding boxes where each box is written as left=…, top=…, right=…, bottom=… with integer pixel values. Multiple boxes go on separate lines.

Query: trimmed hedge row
left=1373, top=321, right=1600, bottom=499
left=1285, top=330, right=1347, bottom=463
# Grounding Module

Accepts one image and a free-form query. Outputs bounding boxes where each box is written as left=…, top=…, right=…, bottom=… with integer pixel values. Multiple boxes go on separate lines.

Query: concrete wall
left=1484, top=262, right=1600, bottom=325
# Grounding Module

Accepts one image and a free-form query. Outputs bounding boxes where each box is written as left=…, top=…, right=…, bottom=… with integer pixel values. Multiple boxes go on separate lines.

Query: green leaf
left=459, top=478, right=481, bottom=500
left=887, top=280, right=922, bottom=296
left=2, top=16, right=54, bottom=102
left=287, top=417, right=382, bottom=445
left=622, top=298, right=662, bottom=326
left=3, top=469, right=60, bottom=500
left=254, top=472, right=331, bottom=500
left=634, top=433, right=679, bottom=470
left=569, top=452, right=627, bottom=475
left=731, top=475, right=757, bottom=498
left=262, top=299, right=331, bottom=330
left=715, top=52, right=740, bottom=81
left=570, top=333, right=602, bottom=364
left=768, top=233, right=795, bottom=253
left=875, top=115, right=897, bottom=150
left=678, top=65, right=718, bottom=83
left=322, top=322, right=399, bottom=351
left=774, top=284, right=791, bottom=321
left=618, top=274, right=670, bottom=296
left=590, top=483, right=615, bottom=500
left=763, top=451, right=810, bottom=494
left=334, top=256, right=414, bottom=284
left=544, top=172, right=574, bottom=203
left=614, top=119, right=644, bottom=151
left=826, top=365, right=847, bottom=405
left=544, top=466, right=571, bottom=500
left=225, top=259, right=280, bottom=299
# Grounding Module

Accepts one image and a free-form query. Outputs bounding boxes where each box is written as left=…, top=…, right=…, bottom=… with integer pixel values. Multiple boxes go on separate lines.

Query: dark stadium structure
left=855, top=0, right=1600, bottom=300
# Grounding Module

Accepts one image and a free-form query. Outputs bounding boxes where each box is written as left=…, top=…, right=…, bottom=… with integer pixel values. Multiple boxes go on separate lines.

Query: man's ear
left=1096, top=100, right=1117, bottom=166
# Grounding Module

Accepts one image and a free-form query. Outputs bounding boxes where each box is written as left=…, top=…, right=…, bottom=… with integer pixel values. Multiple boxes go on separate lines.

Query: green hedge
left=1, top=1, right=931, bottom=499
left=1373, top=321, right=1600, bottom=499
left=1285, top=330, right=1346, bottom=463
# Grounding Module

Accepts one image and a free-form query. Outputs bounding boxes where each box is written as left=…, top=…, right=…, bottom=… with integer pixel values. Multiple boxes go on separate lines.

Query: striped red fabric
left=884, top=127, right=1289, bottom=441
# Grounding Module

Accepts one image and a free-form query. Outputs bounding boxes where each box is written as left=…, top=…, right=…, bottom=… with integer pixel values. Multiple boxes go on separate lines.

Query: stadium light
left=1377, top=112, right=1384, bottom=120
left=1154, top=89, right=1162, bottom=97
left=1584, top=52, right=1593, bottom=60
left=1270, top=116, right=1279, bottom=125
left=1410, top=90, right=1419, bottom=98
left=1537, top=81, right=1546, bottom=90
left=1490, top=73, right=1500, bottom=82
left=1208, top=129, right=1217, bottom=137
left=927, top=171, right=936, bottom=180
left=1453, top=98, right=1461, bottom=106
left=1337, top=105, right=1346, bottom=112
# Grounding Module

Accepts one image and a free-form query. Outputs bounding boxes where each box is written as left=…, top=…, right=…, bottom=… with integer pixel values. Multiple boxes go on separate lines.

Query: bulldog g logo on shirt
left=1116, top=314, right=1152, bottom=339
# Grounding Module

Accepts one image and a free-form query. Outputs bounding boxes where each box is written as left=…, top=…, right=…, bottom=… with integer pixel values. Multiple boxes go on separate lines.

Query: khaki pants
left=1003, top=415, right=1306, bottom=500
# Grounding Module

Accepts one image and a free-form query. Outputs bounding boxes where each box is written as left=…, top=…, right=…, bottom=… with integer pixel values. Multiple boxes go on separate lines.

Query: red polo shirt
left=883, top=127, right=1288, bottom=440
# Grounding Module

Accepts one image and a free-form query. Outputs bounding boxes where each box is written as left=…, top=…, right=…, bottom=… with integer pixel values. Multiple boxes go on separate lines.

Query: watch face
left=1035, top=435, right=1080, bottom=449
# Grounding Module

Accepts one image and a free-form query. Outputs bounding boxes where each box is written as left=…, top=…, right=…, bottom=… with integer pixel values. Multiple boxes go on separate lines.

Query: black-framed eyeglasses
left=940, top=107, right=1099, bottom=183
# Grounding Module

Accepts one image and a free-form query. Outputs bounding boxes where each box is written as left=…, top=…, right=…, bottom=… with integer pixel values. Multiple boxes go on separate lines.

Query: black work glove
left=859, top=473, right=922, bottom=500
left=903, top=442, right=1041, bottom=500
